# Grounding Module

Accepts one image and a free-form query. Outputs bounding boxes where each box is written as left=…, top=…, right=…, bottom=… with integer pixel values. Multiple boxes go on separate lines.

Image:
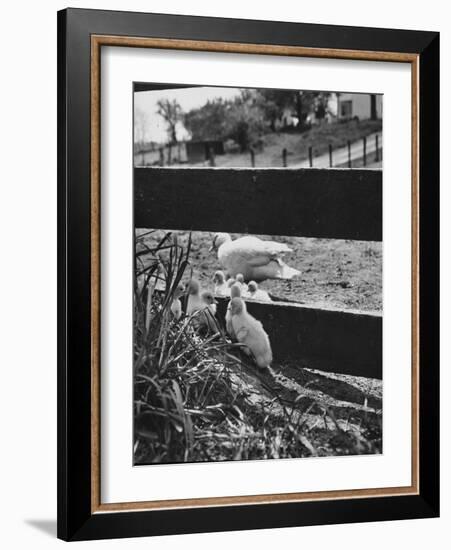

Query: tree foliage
left=183, top=98, right=229, bottom=142
left=156, top=99, right=183, bottom=143
left=182, top=88, right=332, bottom=151
left=255, top=89, right=299, bottom=131
left=184, top=91, right=266, bottom=152
left=223, top=91, right=267, bottom=152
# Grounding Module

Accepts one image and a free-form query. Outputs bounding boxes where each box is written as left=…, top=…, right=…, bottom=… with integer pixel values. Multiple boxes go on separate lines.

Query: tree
left=314, top=92, right=331, bottom=121
left=184, top=91, right=266, bottom=152
left=134, top=108, right=148, bottom=148
left=223, top=92, right=266, bottom=152
left=184, top=98, right=229, bottom=141
left=293, top=91, right=315, bottom=128
left=255, top=89, right=295, bottom=131
left=156, top=99, right=183, bottom=143
left=255, top=89, right=330, bottom=131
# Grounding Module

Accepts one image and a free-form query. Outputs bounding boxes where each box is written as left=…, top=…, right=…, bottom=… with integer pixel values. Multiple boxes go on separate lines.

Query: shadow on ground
left=25, top=519, right=57, bottom=538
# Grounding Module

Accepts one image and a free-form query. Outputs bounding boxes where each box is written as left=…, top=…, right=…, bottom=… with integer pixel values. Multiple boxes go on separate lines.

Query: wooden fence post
left=363, top=136, right=367, bottom=167
left=282, top=148, right=287, bottom=167
left=328, top=144, right=333, bottom=167
left=375, top=134, right=380, bottom=162
left=347, top=140, right=352, bottom=168
left=308, top=146, right=313, bottom=167
left=250, top=148, right=255, bottom=167
left=159, top=147, right=164, bottom=166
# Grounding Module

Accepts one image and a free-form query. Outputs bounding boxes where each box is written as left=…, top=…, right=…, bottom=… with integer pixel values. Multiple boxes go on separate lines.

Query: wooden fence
left=278, top=134, right=382, bottom=168
left=135, top=167, right=382, bottom=379
left=202, top=134, right=382, bottom=168
left=135, top=134, right=382, bottom=169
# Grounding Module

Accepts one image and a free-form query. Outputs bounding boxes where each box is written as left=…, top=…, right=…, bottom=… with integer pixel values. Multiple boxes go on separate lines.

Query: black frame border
left=57, top=8, right=439, bottom=541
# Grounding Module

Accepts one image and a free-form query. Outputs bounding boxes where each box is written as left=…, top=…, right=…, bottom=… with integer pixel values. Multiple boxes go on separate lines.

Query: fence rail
left=135, top=167, right=382, bottom=241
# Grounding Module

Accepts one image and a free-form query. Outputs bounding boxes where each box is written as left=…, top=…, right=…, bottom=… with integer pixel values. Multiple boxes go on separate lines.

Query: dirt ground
left=139, top=229, right=382, bottom=312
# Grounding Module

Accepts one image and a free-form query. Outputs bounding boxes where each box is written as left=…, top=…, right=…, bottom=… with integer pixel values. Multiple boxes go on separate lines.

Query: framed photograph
left=57, top=8, right=439, bottom=541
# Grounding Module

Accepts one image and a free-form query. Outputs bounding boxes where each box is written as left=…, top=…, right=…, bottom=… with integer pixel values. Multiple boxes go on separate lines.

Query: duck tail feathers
left=275, top=244, right=292, bottom=254
left=278, top=263, right=301, bottom=280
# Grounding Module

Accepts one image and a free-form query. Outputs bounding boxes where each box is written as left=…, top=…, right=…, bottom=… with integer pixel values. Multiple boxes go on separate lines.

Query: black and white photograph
left=133, top=84, right=383, bottom=465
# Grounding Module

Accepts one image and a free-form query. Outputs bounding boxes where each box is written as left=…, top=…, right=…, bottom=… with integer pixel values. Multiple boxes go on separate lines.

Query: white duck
left=225, top=282, right=242, bottom=339
left=230, top=297, right=272, bottom=369
left=211, top=233, right=300, bottom=282
left=170, top=283, right=185, bottom=320
left=246, top=281, right=272, bottom=302
left=213, top=270, right=229, bottom=296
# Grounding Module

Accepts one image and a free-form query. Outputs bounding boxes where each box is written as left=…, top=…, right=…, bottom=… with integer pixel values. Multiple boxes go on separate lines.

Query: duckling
left=225, top=282, right=242, bottom=339
left=213, top=270, right=229, bottom=296
left=210, top=232, right=300, bottom=282
left=170, top=283, right=185, bottom=320
left=226, top=277, right=236, bottom=291
left=186, top=278, right=204, bottom=316
left=230, top=282, right=242, bottom=300
left=247, top=281, right=271, bottom=302
left=230, top=297, right=272, bottom=369
left=201, top=291, right=217, bottom=316
left=235, top=273, right=248, bottom=295
left=198, top=291, right=218, bottom=331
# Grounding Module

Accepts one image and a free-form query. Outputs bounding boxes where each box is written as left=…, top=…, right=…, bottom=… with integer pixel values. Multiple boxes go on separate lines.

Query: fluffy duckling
left=225, top=282, right=242, bottom=339
left=226, top=277, right=236, bottom=291
left=210, top=233, right=300, bottom=282
left=247, top=281, right=271, bottom=302
left=170, top=283, right=185, bottom=320
left=213, top=270, right=229, bottom=296
left=230, top=297, right=272, bottom=369
left=235, top=273, right=248, bottom=295
left=186, top=279, right=204, bottom=316
left=198, top=291, right=218, bottom=331
left=201, top=291, right=217, bottom=316
left=230, top=282, right=242, bottom=299
left=187, top=280, right=218, bottom=331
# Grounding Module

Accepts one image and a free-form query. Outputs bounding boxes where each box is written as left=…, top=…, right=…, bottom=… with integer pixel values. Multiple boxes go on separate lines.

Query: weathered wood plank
left=135, top=167, right=382, bottom=241
left=215, top=298, right=382, bottom=379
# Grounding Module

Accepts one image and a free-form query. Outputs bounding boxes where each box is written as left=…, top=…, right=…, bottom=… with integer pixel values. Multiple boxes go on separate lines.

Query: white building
left=305, top=92, right=382, bottom=125
left=335, top=93, right=382, bottom=120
